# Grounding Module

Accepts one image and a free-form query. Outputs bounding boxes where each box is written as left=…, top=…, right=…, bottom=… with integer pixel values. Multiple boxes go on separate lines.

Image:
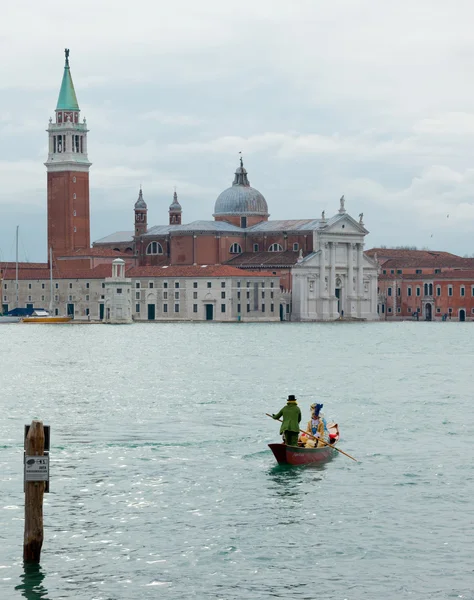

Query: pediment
left=322, top=213, right=368, bottom=235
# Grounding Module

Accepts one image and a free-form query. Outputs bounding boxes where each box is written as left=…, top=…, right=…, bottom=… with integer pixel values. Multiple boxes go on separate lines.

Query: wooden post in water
left=23, top=420, right=45, bottom=562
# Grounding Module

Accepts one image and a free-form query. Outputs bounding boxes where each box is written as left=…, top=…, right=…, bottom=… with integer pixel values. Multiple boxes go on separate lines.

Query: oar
left=265, top=413, right=358, bottom=462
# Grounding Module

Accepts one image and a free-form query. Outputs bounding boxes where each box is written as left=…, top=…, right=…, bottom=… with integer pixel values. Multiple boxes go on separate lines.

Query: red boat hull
left=268, top=443, right=337, bottom=466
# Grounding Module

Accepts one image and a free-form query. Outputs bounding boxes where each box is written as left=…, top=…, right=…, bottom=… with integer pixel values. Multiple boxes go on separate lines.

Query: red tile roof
left=366, top=247, right=464, bottom=267
left=126, top=265, right=276, bottom=278
left=2, top=264, right=115, bottom=281
left=226, top=251, right=300, bottom=268
left=58, top=248, right=131, bottom=258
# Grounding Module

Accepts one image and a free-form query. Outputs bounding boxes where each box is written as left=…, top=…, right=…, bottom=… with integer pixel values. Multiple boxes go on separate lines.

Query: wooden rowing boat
left=268, top=422, right=340, bottom=466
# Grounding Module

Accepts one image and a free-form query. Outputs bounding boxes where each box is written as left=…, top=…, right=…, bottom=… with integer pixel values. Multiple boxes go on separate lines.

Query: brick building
left=367, top=248, right=474, bottom=321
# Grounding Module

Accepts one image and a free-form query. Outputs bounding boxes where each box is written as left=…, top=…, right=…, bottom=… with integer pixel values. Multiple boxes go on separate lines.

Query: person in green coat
left=272, top=394, right=302, bottom=446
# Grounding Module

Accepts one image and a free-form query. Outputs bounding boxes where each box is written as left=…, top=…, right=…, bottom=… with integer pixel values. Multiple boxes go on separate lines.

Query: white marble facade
left=291, top=201, right=378, bottom=321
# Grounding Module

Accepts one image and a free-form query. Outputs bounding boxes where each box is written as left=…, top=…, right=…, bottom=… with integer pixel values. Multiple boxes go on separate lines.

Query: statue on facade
left=339, top=195, right=345, bottom=213
left=321, top=210, right=325, bottom=220
left=359, top=212, right=364, bottom=224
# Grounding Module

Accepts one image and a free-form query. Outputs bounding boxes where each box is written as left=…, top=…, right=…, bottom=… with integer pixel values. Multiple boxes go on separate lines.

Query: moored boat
left=22, top=310, right=72, bottom=323
left=269, top=422, right=340, bottom=466
left=0, top=315, right=21, bottom=324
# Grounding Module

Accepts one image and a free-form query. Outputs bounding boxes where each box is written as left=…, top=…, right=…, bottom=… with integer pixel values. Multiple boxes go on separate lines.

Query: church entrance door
left=147, top=304, right=155, bottom=320
left=425, top=303, right=432, bottom=321
left=459, top=309, right=466, bottom=322
left=205, top=304, right=214, bottom=321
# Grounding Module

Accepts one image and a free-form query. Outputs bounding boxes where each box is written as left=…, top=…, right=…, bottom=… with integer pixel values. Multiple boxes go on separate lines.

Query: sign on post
left=24, top=455, right=49, bottom=482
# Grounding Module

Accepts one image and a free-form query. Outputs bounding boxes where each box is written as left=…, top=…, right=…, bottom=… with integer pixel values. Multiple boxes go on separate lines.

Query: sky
left=2, top=0, right=474, bottom=261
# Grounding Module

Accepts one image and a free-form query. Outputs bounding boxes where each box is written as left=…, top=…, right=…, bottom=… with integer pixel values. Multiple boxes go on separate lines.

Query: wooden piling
left=23, top=420, right=45, bottom=562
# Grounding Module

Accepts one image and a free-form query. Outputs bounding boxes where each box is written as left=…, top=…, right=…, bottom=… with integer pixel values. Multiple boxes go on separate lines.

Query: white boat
left=0, top=315, right=21, bottom=323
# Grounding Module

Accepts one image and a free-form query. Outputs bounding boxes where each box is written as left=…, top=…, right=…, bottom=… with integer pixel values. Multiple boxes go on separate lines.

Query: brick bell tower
left=45, top=49, right=91, bottom=259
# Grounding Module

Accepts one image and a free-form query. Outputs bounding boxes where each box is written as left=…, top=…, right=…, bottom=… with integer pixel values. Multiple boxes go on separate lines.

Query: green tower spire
left=56, top=48, right=79, bottom=111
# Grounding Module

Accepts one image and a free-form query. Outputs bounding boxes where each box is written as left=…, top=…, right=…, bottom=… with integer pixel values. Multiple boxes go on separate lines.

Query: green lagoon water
left=0, top=322, right=473, bottom=599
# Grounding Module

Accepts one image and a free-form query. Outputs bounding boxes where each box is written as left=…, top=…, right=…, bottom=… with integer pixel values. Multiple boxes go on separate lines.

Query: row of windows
left=136, top=303, right=276, bottom=314
left=385, top=306, right=474, bottom=315
left=145, top=241, right=299, bottom=255
left=4, top=282, right=91, bottom=290
left=382, top=269, right=442, bottom=275
left=387, top=284, right=474, bottom=297
left=135, top=280, right=275, bottom=289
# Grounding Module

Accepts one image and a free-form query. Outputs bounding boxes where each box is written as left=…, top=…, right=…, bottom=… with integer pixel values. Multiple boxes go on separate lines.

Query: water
left=0, top=322, right=473, bottom=599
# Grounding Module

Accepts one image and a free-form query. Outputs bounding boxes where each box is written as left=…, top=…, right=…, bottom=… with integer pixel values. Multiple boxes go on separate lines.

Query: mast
left=49, top=247, right=53, bottom=313
left=15, top=225, right=19, bottom=308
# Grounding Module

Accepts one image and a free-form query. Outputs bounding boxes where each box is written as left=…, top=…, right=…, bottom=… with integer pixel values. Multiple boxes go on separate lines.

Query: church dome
left=213, top=160, right=269, bottom=217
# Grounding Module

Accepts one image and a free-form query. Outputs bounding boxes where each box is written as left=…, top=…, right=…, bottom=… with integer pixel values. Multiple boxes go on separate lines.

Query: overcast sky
left=2, top=0, right=474, bottom=261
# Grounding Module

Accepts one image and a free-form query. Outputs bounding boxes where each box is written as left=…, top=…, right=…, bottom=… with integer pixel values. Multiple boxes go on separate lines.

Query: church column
left=357, top=243, right=364, bottom=298
left=347, top=243, right=354, bottom=297
left=319, top=242, right=327, bottom=297
left=330, top=242, right=336, bottom=297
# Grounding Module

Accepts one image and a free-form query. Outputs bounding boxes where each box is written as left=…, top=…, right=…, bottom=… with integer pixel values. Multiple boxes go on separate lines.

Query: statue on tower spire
left=65, top=48, right=70, bottom=67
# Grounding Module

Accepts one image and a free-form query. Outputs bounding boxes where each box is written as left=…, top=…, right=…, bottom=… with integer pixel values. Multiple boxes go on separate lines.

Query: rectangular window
left=437, top=286, right=441, bottom=296
left=207, top=282, right=211, bottom=288
left=472, top=286, right=474, bottom=297
left=116, top=289, right=122, bottom=294
left=102, top=283, right=105, bottom=289
left=448, top=286, right=453, bottom=297
left=246, top=303, right=250, bottom=312
left=262, top=291, right=265, bottom=298
left=261, top=304, right=265, bottom=312
left=241, top=216, right=247, bottom=228
left=163, top=291, right=168, bottom=299
left=390, top=270, right=394, bottom=274
left=246, top=291, right=250, bottom=299
left=221, top=282, right=226, bottom=288
left=461, top=286, right=465, bottom=297
left=382, top=270, right=386, bottom=274
left=437, top=308, right=441, bottom=313
left=253, top=244, right=259, bottom=252
left=149, top=282, right=154, bottom=289
left=221, top=304, right=226, bottom=313
left=193, top=304, right=198, bottom=313
left=55, top=308, right=59, bottom=316
left=69, top=283, right=73, bottom=289
left=270, top=281, right=274, bottom=288
left=397, top=270, right=402, bottom=274
left=163, top=304, right=168, bottom=313
left=237, top=303, right=241, bottom=313
left=408, top=307, right=412, bottom=313
left=86, top=282, right=90, bottom=289
left=408, top=287, right=412, bottom=297
left=388, top=307, right=392, bottom=313
left=237, top=291, right=241, bottom=299
left=246, top=281, right=250, bottom=288
left=388, top=287, right=392, bottom=296
left=416, top=287, right=420, bottom=297
left=136, top=282, right=140, bottom=288
left=28, top=295, right=32, bottom=302
left=136, top=292, right=140, bottom=299
left=271, top=304, right=274, bottom=312
left=175, top=282, right=180, bottom=289
left=174, top=303, right=179, bottom=313
left=41, top=295, right=45, bottom=302
left=193, top=282, right=198, bottom=288
left=41, top=283, right=45, bottom=289
left=175, top=292, right=179, bottom=300
left=28, top=283, right=32, bottom=289
left=416, top=269, right=422, bottom=274
left=237, top=281, right=241, bottom=288
left=221, top=291, right=225, bottom=299
left=85, top=308, right=90, bottom=316
left=163, top=282, right=168, bottom=289
left=397, top=287, right=401, bottom=296
left=68, top=295, right=72, bottom=301
left=3, top=284, right=6, bottom=290
left=55, top=295, right=59, bottom=302
left=86, top=295, right=89, bottom=301
left=135, top=304, right=140, bottom=313
left=193, top=292, right=198, bottom=299
left=397, top=307, right=401, bottom=313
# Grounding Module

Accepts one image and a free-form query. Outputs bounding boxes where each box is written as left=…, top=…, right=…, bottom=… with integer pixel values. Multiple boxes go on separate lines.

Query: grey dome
left=213, top=161, right=269, bottom=217
left=134, top=188, right=147, bottom=209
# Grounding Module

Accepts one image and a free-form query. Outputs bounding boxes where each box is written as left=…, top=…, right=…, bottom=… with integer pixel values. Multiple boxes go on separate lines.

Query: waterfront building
left=2, top=50, right=378, bottom=322
left=367, top=248, right=474, bottom=321
left=2, top=265, right=281, bottom=322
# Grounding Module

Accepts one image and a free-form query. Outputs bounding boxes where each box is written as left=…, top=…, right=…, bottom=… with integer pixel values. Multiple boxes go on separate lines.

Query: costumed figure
left=304, top=403, right=329, bottom=448
left=272, top=395, right=302, bottom=446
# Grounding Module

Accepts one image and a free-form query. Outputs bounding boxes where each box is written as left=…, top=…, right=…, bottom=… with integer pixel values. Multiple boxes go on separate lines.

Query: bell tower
left=45, top=49, right=91, bottom=259
left=134, top=187, right=148, bottom=237
left=169, top=190, right=182, bottom=225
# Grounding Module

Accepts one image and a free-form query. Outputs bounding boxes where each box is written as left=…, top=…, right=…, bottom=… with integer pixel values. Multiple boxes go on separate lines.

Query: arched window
left=146, top=241, right=163, bottom=255
left=229, top=243, right=242, bottom=254
left=293, top=242, right=299, bottom=251
left=268, top=243, right=283, bottom=252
